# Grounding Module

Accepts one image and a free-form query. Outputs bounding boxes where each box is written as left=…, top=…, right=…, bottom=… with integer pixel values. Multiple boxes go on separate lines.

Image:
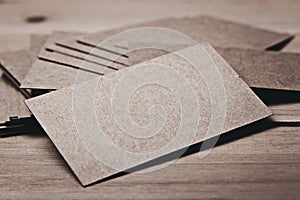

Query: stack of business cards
left=0, top=15, right=299, bottom=186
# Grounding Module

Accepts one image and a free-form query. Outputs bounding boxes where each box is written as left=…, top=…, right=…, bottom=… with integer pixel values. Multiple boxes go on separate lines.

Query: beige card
left=0, top=51, right=32, bottom=123
left=40, top=15, right=292, bottom=68
left=0, top=34, right=48, bottom=87
left=0, top=50, right=32, bottom=88
left=126, top=47, right=300, bottom=91
left=78, top=15, right=292, bottom=51
left=0, top=72, right=30, bottom=124
left=124, top=47, right=300, bottom=122
left=0, top=35, right=48, bottom=124
left=216, top=48, right=300, bottom=91
left=25, top=44, right=271, bottom=186
left=21, top=15, right=292, bottom=90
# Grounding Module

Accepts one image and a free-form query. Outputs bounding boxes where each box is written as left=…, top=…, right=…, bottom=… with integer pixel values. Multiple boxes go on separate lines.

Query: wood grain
left=0, top=0, right=299, bottom=199
left=0, top=0, right=300, bottom=53
left=0, top=122, right=299, bottom=199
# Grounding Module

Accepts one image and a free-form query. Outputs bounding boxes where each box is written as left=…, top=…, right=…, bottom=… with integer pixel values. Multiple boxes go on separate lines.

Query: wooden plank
left=0, top=124, right=299, bottom=199
left=0, top=0, right=299, bottom=199
left=0, top=0, right=299, bottom=53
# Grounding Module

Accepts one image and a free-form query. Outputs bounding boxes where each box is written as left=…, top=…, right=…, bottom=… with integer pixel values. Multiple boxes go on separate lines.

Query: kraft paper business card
left=25, top=44, right=271, bottom=186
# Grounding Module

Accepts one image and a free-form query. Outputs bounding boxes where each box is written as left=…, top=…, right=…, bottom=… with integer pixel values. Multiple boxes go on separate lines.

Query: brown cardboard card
left=0, top=34, right=48, bottom=85
left=0, top=35, right=47, bottom=125
left=42, top=13, right=292, bottom=72
left=20, top=15, right=292, bottom=90
left=22, top=45, right=300, bottom=92
left=25, top=44, right=271, bottom=186
left=125, top=47, right=300, bottom=122
left=78, top=15, right=292, bottom=52
left=39, top=31, right=128, bottom=69
left=0, top=50, right=32, bottom=88
left=21, top=31, right=118, bottom=90
left=0, top=72, right=30, bottom=124
left=216, top=48, right=300, bottom=91
left=42, top=14, right=293, bottom=67
left=29, top=34, right=49, bottom=61
left=0, top=73, right=33, bottom=137
left=127, top=47, right=300, bottom=91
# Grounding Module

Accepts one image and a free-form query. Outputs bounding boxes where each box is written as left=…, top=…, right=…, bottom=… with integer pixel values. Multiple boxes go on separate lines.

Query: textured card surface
left=0, top=50, right=32, bottom=89
left=216, top=48, right=300, bottom=91
left=0, top=51, right=32, bottom=123
left=78, top=15, right=291, bottom=50
left=127, top=47, right=300, bottom=91
left=41, top=15, right=292, bottom=67
left=126, top=47, right=300, bottom=122
left=0, top=34, right=48, bottom=87
left=21, top=15, right=292, bottom=90
left=0, top=72, right=30, bottom=123
left=26, top=44, right=271, bottom=186
left=29, top=34, right=49, bottom=61
left=0, top=35, right=48, bottom=123
left=39, top=31, right=128, bottom=69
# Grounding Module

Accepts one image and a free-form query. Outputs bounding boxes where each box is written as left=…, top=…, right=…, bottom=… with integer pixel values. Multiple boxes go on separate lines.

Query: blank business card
left=21, top=15, right=292, bottom=90
left=25, top=44, right=271, bottom=186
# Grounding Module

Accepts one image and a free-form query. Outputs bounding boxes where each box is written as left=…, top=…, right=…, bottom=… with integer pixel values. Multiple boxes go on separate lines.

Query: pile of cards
left=1, top=15, right=299, bottom=186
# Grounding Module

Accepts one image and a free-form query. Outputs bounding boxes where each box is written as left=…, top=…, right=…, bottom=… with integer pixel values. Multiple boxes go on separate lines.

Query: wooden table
left=0, top=0, right=299, bottom=199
